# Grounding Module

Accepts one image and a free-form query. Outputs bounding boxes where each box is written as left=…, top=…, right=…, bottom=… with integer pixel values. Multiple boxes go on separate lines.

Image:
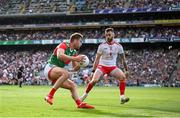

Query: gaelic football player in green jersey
left=44, top=33, right=94, bottom=109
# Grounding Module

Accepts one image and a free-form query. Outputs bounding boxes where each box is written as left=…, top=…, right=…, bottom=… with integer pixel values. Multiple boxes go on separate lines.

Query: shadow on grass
left=77, top=109, right=152, bottom=117
left=93, top=103, right=180, bottom=114
left=127, top=105, right=180, bottom=114
left=54, top=108, right=152, bottom=117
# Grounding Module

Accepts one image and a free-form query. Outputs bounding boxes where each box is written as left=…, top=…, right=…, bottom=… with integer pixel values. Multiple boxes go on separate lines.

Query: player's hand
left=124, top=71, right=129, bottom=78
left=72, top=55, right=85, bottom=62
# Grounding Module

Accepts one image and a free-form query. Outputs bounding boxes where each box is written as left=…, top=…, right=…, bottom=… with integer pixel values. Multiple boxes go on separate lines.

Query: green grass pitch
left=0, top=86, right=180, bottom=117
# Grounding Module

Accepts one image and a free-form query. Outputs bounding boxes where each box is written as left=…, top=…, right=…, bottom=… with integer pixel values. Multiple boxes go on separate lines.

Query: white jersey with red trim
left=97, top=42, right=124, bottom=66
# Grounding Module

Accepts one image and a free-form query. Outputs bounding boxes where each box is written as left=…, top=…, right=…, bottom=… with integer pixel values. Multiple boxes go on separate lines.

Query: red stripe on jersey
left=53, top=42, right=67, bottom=55
left=114, top=42, right=122, bottom=46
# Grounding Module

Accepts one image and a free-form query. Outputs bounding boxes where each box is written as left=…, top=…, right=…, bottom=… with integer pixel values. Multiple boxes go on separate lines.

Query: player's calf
left=44, top=70, right=69, bottom=105
left=111, top=68, right=129, bottom=104
left=81, top=69, right=103, bottom=102
left=80, top=79, right=97, bottom=102
left=119, top=79, right=130, bottom=104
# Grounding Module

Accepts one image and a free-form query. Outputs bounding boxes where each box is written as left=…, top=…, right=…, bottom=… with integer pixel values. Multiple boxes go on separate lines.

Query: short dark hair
left=105, top=28, right=114, bottom=33
left=70, top=33, right=83, bottom=42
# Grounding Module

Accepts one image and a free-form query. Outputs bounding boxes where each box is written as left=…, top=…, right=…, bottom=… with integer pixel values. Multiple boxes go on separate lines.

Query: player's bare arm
left=57, top=48, right=84, bottom=62
left=92, top=53, right=102, bottom=72
left=119, top=53, right=129, bottom=77
left=72, top=61, right=80, bottom=71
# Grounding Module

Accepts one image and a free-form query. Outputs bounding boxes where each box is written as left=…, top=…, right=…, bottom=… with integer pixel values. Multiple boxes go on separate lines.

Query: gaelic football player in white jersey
left=80, top=28, right=129, bottom=104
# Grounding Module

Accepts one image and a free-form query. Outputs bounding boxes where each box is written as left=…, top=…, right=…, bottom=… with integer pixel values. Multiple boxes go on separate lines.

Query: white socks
left=120, top=95, right=125, bottom=99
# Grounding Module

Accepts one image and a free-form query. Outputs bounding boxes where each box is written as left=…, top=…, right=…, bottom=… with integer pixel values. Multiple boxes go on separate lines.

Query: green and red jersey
left=48, top=42, right=77, bottom=68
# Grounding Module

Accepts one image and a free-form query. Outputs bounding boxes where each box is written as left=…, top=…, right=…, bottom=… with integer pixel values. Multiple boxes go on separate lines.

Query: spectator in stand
left=0, top=48, right=179, bottom=86
left=81, top=0, right=179, bottom=11
left=0, top=27, right=179, bottom=41
left=0, top=0, right=179, bottom=14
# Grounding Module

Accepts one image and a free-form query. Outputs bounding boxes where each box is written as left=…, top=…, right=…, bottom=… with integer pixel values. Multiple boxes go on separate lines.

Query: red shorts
left=97, top=65, right=117, bottom=75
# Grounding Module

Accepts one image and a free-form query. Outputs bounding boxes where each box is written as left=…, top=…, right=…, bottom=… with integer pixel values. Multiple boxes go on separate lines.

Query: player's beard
left=74, top=43, right=81, bottom=50
left=106, top=37, right=113, bottom=43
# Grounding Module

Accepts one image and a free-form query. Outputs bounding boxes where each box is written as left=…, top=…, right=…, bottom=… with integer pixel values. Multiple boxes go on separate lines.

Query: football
left=79, top=55, right=89, bottom=68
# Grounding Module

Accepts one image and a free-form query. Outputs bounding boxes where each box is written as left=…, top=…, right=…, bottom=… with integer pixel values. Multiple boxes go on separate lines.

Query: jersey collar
left=106, top=41, right=115, bottom=45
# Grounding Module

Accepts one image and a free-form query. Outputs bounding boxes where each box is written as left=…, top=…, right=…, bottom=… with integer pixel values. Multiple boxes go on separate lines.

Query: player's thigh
left=60, top=79, right=76, bottom=90
left=110, top=68, right=126, bottom=80
left=92, top=69, right=104, bottom=82
left=49, top=67, right=69, bottom=80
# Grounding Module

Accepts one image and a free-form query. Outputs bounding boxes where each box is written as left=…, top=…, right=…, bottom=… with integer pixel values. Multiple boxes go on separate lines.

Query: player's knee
left=61, top=70, right=69, bottom=79
left=70, top=82, right=77, bottom=90
left=117, top=74, right=126, bottom=81
left=121, top=74, right=126, bottom=80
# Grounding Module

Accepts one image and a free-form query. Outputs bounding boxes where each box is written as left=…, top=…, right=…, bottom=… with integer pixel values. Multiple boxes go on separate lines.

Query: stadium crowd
left=0, top=47, right=180, bottom=87
left=0, top=27, right=179, bottom=41
left=0, top=50, right=50, bottom=85
left=83, top=0, right=178, bottom=11
left=126, top=49, right=180, bottom=86
left=0, top=0, right=179, bottom=14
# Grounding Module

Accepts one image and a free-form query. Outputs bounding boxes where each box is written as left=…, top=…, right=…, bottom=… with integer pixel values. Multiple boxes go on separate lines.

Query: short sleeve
left=53, top=42, right=67, bottom=55
left=58, top=42, right=67, bottom=50
left=97, top=45, right=103, bottom=54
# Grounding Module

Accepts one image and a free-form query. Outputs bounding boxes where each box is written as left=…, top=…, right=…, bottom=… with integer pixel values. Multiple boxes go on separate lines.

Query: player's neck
left=106, top=41, right=114, bottom=45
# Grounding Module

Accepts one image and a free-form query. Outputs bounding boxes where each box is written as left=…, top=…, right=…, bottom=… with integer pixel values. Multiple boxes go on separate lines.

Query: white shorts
left=44, top=63, right=57, bottom=80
